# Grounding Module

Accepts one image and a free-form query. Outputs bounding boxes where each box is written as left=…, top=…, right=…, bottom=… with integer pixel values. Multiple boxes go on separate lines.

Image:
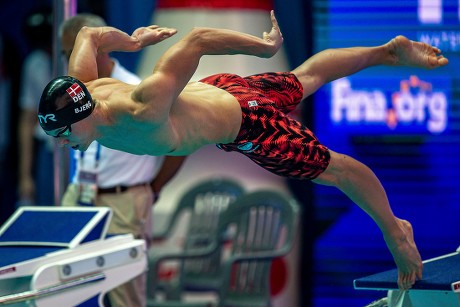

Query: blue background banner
left=312, top=0, right=460, bottom=305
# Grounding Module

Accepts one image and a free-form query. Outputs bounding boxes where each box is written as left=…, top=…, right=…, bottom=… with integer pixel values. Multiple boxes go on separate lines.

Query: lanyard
left=79, top=143, right=102, bottom=170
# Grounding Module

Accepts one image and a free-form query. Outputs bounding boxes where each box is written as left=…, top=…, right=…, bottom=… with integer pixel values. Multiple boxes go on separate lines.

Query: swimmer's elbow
left=184, top=27, right=276, bottom=58
left=185, top=27, right=209, bottom=50
left=77, top=26, right=98, bottom=40
left=185, top=27, right=232, bottom=55
left=76, top=26, right=102, bottom=50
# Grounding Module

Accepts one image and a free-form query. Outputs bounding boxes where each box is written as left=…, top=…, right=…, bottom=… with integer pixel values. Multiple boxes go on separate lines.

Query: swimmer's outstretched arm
left=131, top=10, right=283, bottom=120
left=69, top=25, right=177, bottom=82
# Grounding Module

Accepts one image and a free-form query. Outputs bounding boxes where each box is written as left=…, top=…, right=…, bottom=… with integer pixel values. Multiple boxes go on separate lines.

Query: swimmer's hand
left=132, top=25, right=178, bottom=50
left=262, top=10, right=283, bottom=57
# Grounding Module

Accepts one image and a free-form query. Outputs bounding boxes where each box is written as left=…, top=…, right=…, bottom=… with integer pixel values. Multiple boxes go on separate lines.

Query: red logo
left=67, top=83, right=82, bottom=97
left=66, top=83, right=85, bottom=102
left=453, top=282, right=460, bottom=291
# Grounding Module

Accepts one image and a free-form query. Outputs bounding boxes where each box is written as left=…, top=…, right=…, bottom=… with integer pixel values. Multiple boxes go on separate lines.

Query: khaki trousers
left=62, top=183, right=153, bottom=307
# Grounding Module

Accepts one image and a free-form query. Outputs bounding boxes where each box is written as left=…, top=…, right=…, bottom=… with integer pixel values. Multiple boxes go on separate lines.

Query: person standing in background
left=0, top=31, right=21, bottom=225
left=59, top=14, right=186, bottom=307
left=18, top=6, right=54, bottom=206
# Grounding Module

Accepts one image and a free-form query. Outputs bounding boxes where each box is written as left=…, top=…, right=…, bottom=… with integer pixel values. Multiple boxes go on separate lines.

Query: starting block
left=354, top=246, right=460, bottom=307
left=0, top=206, right=147, bottom=306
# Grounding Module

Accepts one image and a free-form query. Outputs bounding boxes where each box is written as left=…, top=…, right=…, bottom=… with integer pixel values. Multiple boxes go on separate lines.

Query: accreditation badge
left=78, top=170, right=98, bottom=205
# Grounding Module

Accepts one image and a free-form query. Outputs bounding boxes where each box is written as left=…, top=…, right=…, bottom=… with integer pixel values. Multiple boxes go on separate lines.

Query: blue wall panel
left=312, top=1, right=460, bottom=306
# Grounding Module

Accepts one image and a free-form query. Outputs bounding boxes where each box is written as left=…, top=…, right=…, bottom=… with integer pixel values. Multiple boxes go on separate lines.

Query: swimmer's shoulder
left=86, top=78, right=135, bottom=95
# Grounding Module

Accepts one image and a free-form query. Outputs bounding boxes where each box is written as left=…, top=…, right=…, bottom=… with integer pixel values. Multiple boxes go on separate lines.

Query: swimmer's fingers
left=398, top=271, right=415, bottom=291
left=262, top=10, right=283, bottom=57
left=132, top=26, right=177, bottom=48
left=270, top=10, right=280, bottom=30
left=397, top=264, right=423, bottom=291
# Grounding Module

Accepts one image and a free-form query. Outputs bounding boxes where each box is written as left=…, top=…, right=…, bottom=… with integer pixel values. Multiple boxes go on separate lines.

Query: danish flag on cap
left=66, top=83, right=82, bottom=100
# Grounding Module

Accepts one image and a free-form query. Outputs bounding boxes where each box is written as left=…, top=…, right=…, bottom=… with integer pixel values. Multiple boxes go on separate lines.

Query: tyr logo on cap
left=66, top=83, right=86, bottom=103
left=38, top=113, right=57, bottom=124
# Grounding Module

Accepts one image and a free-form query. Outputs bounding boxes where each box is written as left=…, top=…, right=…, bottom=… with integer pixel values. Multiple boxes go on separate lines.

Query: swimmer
left=38, top=11, right=448, bottom=290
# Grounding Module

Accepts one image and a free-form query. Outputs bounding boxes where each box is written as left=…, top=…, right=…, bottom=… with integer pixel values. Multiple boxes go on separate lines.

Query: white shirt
left=71, top=59, right=161, bottom=187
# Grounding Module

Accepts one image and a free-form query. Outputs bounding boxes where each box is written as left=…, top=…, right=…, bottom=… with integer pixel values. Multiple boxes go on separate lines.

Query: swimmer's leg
left=291, top=36, right=448, bottom=100
left=312, top=149, right=423, bottom=290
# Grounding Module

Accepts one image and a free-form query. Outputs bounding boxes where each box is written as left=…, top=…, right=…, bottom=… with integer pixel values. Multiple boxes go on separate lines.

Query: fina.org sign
left=330, top=76, right=448, bottom=134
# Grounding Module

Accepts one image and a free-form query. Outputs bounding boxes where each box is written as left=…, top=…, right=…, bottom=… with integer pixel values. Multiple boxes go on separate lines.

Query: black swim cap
left=38, top=76, right=94, bottom=131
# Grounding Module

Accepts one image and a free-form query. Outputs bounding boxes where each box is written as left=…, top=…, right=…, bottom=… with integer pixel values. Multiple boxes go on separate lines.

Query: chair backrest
left=216, top=190, right=299, bottom=307
left=178, top=178, right=245, bottom=290
left=151, top=177, right=245, bottom=296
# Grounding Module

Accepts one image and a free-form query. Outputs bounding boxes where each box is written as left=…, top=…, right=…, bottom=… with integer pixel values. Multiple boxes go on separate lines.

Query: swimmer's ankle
left=383, top=219, right=413, bottom=247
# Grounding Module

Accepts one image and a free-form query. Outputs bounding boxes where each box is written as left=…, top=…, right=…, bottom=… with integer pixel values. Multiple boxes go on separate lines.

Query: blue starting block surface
left=0, top=206, right=112, bottom=269
left=0, top=246, right=62, bottom=269
left=0, top=207, right=149, bottom=307
left=354, top=252, right=460, bottom=292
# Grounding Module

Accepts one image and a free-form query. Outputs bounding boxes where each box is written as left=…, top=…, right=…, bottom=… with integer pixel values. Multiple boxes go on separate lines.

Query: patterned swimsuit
left=199, top=72, right=330, bottom=180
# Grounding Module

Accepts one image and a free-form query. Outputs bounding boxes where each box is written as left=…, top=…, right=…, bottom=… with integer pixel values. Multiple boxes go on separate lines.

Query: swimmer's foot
left=384, top=218, right=423, bottom=290
left=386, top=35, right=448, bottom=69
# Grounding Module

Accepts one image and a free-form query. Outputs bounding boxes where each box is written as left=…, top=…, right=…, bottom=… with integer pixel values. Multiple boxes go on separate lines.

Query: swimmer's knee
left=291, top=68, right=326, bottom=100
left=312, top=150, right=350, bottom=187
